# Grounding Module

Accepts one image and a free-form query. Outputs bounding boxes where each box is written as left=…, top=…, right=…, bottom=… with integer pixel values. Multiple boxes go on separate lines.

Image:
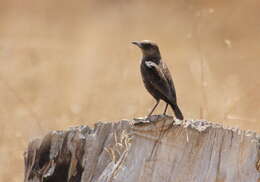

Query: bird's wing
left=161, top=61, right=177, bottom=98
left=144, top=61, right=175, bottom=102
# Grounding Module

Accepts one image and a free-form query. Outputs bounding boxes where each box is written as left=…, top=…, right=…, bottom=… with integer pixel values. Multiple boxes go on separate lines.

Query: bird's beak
left=132, top=41, right=142, bottom=48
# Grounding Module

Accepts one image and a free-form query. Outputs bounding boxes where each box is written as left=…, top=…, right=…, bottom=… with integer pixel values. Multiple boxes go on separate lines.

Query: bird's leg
left=163, top=103, right=168, bottom=115
left=147, top=100, right=160, bottom=118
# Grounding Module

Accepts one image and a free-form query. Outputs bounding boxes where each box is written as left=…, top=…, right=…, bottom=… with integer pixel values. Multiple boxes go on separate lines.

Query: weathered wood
left=24, top=115, right=260, bottom=182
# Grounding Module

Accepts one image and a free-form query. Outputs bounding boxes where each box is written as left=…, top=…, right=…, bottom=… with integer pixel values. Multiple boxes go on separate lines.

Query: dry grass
left=1, top=0, right=260, bottom=181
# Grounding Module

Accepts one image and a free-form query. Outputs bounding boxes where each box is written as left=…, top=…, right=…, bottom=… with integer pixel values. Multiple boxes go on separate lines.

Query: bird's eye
left=142, top=43, right=152, bottom=49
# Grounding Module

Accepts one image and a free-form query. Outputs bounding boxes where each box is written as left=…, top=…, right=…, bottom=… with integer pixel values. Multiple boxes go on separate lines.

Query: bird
left=132, top=40, right=184, bottom=120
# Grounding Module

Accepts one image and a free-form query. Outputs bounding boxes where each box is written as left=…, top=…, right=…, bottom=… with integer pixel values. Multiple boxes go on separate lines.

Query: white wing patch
left=145, top=61, right=157, bottom=68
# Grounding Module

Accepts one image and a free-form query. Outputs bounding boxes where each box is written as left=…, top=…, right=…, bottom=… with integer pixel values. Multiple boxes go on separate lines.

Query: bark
left=24, top=115, right=260, bottom=182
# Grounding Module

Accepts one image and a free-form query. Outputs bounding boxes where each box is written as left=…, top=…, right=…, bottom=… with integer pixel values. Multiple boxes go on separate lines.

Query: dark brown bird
left=132, top=40, right=184, bottom=120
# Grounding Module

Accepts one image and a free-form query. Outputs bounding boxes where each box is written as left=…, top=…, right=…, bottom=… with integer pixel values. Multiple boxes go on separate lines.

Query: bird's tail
left=170, top=103, right=184, bottom=120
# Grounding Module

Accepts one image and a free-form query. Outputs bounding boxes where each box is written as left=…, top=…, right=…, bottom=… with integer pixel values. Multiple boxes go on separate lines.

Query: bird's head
left=132, top=40, right=161, bottom=58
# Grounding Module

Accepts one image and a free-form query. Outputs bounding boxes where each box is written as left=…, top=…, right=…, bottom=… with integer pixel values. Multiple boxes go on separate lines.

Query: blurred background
left=1, top=0, right=260, bottom=181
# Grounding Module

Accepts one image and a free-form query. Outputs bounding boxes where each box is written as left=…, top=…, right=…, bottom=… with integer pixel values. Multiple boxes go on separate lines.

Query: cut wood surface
left=24, top=115, right=260, bottom=182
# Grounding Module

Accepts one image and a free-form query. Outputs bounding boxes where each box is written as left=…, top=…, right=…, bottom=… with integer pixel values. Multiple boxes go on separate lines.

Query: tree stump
left=24, top=115, right=260, bottom=182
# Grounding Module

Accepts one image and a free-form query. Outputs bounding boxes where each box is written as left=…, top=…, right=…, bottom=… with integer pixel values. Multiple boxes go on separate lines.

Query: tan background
left=1, top=0, right=260, bottom=181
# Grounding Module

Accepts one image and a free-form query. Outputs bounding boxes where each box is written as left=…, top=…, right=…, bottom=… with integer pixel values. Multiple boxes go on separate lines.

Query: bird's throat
left=143, top=55, right=161, bottom=64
